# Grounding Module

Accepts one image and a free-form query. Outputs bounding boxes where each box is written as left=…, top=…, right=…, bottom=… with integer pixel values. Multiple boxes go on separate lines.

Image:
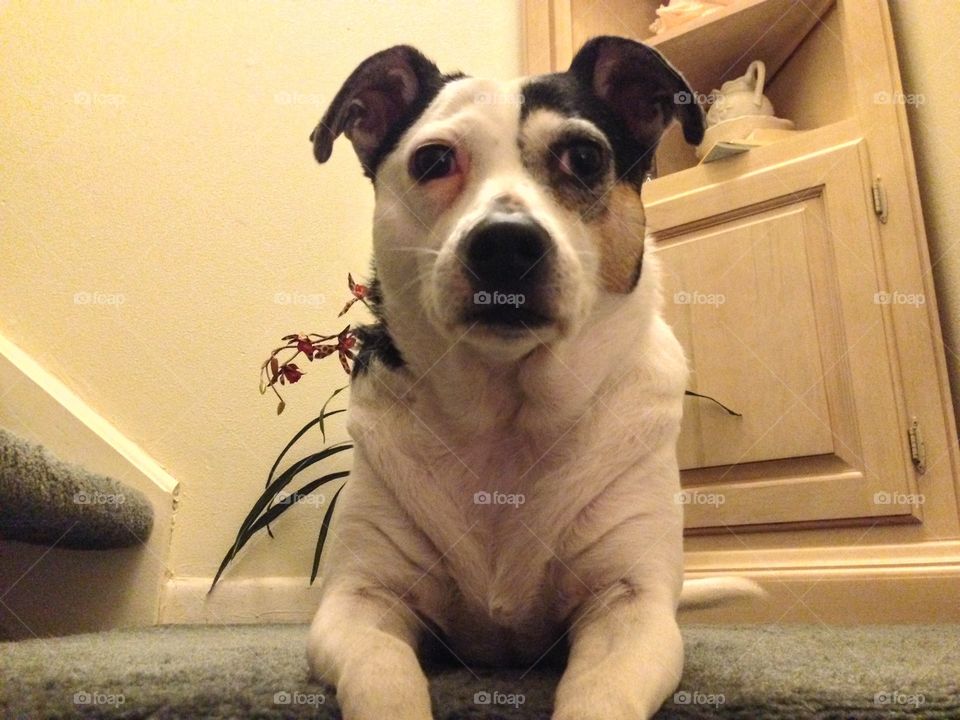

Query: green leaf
left=265, top=385, right=349, bottom=490
left=311, top=482, right=346, bottom=585
left=246, top=470, right=350, bottom=537
left=209, top=387, right=355, bottom=594
left=249, top=441, right=351, bottom=538
left=260, top=386, right=349, bottom=539
left=209, top=469, right=350, bottom=592
left=684, top=390, right=742, bottom=417
left=264, top=414, right=326, bottom=537
left=318, top=385, right=349, bottom=443
left=209, top=442, right=353, bottom=592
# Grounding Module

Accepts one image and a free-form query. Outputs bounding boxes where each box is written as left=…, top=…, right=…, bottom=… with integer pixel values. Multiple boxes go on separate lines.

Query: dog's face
left=312, top=37, right=703, bottom=361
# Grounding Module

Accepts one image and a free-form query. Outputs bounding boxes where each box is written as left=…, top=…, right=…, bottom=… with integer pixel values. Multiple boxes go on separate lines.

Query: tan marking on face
left=595, top=184, right=646, bottom=294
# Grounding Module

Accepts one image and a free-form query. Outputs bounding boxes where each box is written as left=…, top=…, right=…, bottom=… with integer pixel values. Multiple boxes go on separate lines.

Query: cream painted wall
left=889, top=0, right=960, bottom=425
left=0, top=1, right=520, bottom=582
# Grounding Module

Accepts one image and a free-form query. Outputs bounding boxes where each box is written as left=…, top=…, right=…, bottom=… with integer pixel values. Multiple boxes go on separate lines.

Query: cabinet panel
left=664, top=202, right=835, bottom=469
left=648, top=140, right=922, bottom=531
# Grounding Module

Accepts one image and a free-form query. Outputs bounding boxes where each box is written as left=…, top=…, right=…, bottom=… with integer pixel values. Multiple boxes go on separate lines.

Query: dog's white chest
left=439, top=467, right=580, bottom=665
left=347, top=397, right=594, bottom=654
left=436, top=432, right=568, bottom=593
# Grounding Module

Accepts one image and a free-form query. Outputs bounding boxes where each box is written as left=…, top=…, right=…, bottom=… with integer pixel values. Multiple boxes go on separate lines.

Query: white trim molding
left=683, top=540, right=960, bottom=623
left=162, top=576, right=322, bottom=624
left=0, top=332, right=178, bottom=494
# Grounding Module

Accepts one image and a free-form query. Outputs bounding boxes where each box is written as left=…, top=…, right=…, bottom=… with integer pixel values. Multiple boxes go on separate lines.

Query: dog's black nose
left=464, top=213, right=552, bottom=287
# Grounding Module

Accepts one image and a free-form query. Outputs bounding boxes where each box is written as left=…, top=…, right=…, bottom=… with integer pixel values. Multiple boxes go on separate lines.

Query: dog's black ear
left=568, top=36, right=704, bottom=150
left=311, top=45, right=444, bottom=174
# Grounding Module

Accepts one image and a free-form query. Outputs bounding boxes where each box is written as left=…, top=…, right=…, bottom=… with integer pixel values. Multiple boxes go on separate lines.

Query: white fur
left=307, top=77, right=758, bottom=720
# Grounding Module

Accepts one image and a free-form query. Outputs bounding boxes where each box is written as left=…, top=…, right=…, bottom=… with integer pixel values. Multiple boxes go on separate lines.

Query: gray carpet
left=1, top=624, right=958, bottom=718
left=0, top=426, right=153, bottom=549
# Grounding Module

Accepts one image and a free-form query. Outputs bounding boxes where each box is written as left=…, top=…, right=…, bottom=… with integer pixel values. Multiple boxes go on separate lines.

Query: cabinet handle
left=872, top=177, right=889, bottom=224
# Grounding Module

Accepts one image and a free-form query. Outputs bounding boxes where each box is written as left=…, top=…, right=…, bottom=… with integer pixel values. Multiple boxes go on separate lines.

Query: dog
left=305, top=36, right=759, bottom=720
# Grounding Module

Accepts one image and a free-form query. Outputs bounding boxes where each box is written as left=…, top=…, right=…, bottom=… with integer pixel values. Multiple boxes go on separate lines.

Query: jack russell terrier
left=306, top=36, right=759, bottom=720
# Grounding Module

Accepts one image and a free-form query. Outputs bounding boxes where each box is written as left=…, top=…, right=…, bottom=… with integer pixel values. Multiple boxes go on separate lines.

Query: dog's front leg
left=552, top=591, right=683, bottom=720
left=308, top=587, right=433, bottom=720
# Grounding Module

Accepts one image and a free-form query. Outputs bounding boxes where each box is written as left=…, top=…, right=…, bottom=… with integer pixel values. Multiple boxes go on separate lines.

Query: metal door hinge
left=908, top=417, right=926, bottom=474
left=872, top=177, right=888, bottom=224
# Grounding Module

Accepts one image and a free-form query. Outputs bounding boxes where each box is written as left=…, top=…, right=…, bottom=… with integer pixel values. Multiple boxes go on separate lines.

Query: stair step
left=0, top=427, right=153, bottom=549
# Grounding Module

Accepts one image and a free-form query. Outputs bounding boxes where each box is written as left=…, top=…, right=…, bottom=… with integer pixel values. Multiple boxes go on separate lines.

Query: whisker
left=385, top=246, right=442, bottom=258
left=392, top=264, right=435, bottom=299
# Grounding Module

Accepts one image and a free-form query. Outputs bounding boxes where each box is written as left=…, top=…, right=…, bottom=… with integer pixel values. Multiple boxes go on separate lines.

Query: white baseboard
left=161, top=576, right=323, bottom=624
left=683, top=564, right=960, bottom=624
left=163, top=562, right=960, bottom=627
left=682, top=540, right=960, bottom=622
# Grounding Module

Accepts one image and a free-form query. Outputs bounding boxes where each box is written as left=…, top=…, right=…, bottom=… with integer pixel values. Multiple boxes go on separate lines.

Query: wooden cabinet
left=656, top=135, right=920, bottom=530
left=524, top=0, right=960, bottom=621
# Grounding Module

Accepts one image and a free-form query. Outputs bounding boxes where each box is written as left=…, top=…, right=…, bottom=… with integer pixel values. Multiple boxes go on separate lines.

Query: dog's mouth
left=464, top=303, right=554, bottom=331
left=460, top=283, right=557, bottom=337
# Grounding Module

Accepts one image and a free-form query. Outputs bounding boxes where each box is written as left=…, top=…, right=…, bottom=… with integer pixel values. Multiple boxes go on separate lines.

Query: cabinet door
left=647, top=140, right=924, bottom=531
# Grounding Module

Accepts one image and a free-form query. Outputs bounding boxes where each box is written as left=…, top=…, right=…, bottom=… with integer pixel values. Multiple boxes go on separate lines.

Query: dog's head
left=312, top=37, right=703, bottom=363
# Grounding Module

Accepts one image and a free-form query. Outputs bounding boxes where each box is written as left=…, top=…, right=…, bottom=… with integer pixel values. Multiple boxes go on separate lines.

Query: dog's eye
left=410, top=143, right=458, bottom=183
left=558, top=141, right=605, bottom=183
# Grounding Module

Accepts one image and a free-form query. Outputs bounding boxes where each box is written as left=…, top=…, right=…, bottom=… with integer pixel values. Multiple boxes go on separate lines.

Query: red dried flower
left=280, top=363, right=303, bottom=384
left=338, top=273, right=371, bottom=317
left=261, top=274, right=367, bottom=413
left=296, top=335, right=316, bottom=356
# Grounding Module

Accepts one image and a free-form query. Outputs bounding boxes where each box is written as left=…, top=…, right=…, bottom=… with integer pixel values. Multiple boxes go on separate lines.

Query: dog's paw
left=336, top=651, right=434, bottom=720
left=552, top=698, right=647, bottom=720
left=553, top=687, right=647, bottom=719
left=552, top=661, right=659, bottom=720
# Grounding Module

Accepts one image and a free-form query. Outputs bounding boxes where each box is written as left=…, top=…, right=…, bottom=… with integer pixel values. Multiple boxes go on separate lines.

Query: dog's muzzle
left=460, top=211, right=555, bottom=329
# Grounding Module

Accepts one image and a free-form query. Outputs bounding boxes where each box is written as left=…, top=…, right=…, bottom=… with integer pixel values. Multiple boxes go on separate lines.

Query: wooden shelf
left=649, top=0, right=835, bottom=93
left=527, top=0, right=836, bottom=88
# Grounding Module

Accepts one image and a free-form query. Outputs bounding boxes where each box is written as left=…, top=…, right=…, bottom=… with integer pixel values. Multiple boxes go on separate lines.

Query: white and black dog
left=306, top=36, right=757, bottom=720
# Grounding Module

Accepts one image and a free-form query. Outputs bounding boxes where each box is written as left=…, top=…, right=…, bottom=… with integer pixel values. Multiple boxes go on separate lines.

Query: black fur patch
left=351, top=273, right=405, bottom=377
left=363, top=71, right=467, bottom=180
left=628, top=252, right=643, bottom=291
left=521, top=73, right=656, bottom=189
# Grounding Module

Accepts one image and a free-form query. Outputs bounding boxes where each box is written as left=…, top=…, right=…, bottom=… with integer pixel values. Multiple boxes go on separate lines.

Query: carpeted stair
left=0, top=426, right=153, bottom=549
left=1, top=623, right=958, bottom=719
